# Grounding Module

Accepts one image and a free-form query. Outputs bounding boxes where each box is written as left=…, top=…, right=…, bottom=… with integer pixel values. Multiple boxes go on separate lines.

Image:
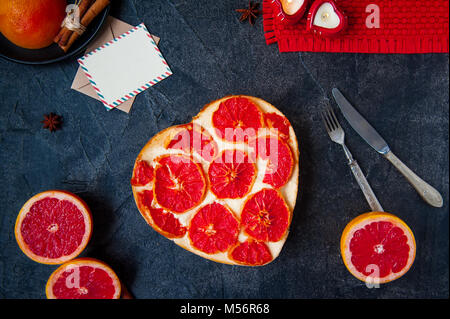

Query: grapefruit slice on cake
left=154, top=154, right=207, bottom=213
left=229, top=239, right=273, bottom=266
left=340, top=212, right=416, bottom=284
left=130, top=160, right=154, bottom=187
left=240, top=188, right=291, bottom=242
left=188, top=202, right=239, bottom=254
left=250, top=136, right=294, bottom=189
left=212, top=96, right=263, bottom=143
left=166, top=123, right=218, bottom=162
left=131, top=95, right=299, bottom=266
left=208, top=149, right=256, bottom=199
left=46, top=258, right=121, bottom=299
left=15, top=190, right=92, bottom=265
left=136, top=190, right=186, bottom=238
left=263, top=112, right=291, bottom=141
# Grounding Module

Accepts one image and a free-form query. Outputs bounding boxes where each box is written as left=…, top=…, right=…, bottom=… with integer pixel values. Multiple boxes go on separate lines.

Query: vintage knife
left=332, top=88, right=443, bottom=208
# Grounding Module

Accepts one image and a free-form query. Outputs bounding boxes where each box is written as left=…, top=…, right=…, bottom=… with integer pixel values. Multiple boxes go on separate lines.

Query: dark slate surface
left=0, top=0, right=448, bottom=299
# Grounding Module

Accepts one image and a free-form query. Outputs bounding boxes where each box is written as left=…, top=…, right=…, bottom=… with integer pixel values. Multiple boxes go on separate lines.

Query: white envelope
left=71, top=16, right=160, bottom=113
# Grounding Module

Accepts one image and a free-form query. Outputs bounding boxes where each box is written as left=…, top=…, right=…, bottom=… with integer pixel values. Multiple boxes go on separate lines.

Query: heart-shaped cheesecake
left=131, top=96, right=299, bottom=266
left=272, top=0, right=309, bottom=25
left=306, top=0, right=347, bottom=37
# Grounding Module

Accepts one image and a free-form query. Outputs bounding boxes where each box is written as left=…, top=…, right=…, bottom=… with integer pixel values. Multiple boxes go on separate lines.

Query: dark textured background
left=0, top=0, right=448, bottom=299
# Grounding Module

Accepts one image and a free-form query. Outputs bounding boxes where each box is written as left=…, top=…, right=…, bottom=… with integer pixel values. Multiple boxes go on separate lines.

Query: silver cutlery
left=332, top=88, right=443, bottom=208
left=321, top=105, right=384, bottom=212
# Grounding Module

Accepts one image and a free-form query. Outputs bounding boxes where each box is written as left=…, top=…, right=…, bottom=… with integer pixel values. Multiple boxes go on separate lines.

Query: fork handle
left=342, top=145, right=384, bottom=212
left=384, top=151, right=443, bottom=208
left=349, top=159, right=384, bottom=212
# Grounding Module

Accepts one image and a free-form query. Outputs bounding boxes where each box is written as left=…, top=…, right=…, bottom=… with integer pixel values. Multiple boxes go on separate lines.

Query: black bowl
left=0, top=5, right=110, bottom=65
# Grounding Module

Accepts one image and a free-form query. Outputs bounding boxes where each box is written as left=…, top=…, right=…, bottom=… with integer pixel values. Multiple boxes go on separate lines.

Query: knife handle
left=384, top=151, right=443, bottom=208
left=342, top=145, right=384, bottom=212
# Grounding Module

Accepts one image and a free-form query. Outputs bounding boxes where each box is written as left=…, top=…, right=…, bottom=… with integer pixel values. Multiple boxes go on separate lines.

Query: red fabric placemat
left=263, top=0, right=449, bottom=53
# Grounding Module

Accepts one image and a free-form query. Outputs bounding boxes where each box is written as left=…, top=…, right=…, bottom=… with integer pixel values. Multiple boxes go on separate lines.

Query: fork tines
left=321, top=105, right=341, bottom=133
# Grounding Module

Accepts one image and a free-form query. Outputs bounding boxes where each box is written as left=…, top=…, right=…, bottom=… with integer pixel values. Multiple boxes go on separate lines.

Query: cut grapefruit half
left=241, top=188, right=290, bottom=242
left=167, top=124, right=218, bottom=162
left=137, top=190, right=186, bottom=238
left=46, top=258, right=121, bottom=299
left=340, top=212, right=416, bottom=284
left=208, top=149, right=256, bottom=199
left=264, top=112, right=291, bottom=141
left=212, top=96, right=263, bottom=143
left=154, top=154, right=207, bottom=213
left=250, top=136, right=294, bottom=189
left=131, top=160, right=154, bottom=187
left=188, top=202, right=239, bottom=254
left=15, top=190, right=92, bottom=265
left=229, top=240, right=273, bottom=266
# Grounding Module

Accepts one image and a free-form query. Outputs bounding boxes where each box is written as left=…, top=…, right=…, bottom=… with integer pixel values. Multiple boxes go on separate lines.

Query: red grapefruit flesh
left=131, top=160, right=154, bottom=186
left=189, top=202, right=239, bottom=254
left=208, top=149, right=256, bottom=199
left=154, top=155, right=206, bottom=213
left=212, top=97, right=263, bottom=143
left=251, top=136, right=294, bottom=189
left=15, top=190, right=92, bottom=264
left=167, top=124, right=218, bottom=162
left=46, top=258, right=121, bottom=299
left=137, top=189, right=154, bottom=209
left=341, top=212, right=416, bottom=284
left=241, top=188, right=290, bottom=242
left=229, top=240, right=273, bottom=266
left=137, top=190, right=186, bottom=238
left=264, top=112, right=291, bottom=141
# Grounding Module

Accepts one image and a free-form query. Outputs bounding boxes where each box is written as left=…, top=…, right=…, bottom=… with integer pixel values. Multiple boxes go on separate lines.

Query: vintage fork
left=321, top=104, right=384, bottom=212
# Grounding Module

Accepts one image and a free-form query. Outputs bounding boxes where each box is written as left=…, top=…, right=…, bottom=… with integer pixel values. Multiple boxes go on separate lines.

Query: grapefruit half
left=340, top=212, right=416, bottom=284
left=46, top=258, right=121, bottom=299
left=15, top=190, right=92, bottom=265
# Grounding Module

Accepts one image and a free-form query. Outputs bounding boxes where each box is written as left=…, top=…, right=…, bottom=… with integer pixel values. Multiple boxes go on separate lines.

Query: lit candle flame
left=281, top=0, right=303, bottom=15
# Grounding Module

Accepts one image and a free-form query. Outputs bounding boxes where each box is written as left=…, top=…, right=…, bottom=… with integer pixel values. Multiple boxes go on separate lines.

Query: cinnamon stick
left=54, top=0, right=94, bottom=46
left=60, top=0, right=111, bottom=52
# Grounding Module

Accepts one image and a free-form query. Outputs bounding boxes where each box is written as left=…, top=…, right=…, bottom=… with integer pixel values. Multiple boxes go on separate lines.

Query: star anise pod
left=236, top=1, right=261, bottom=25
left=41, top=113, right=62, bottom=132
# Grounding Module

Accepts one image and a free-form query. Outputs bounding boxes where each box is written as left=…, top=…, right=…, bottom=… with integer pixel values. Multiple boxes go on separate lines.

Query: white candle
left=280, top=0, right=305, bottom=15
left=313, top=2, right=340, bottom=29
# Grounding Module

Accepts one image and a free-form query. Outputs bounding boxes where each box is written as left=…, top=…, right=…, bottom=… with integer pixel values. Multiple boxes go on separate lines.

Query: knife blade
left=332, top=88, right=390, bottom=154
left=331, top=88, right=443, bottom=208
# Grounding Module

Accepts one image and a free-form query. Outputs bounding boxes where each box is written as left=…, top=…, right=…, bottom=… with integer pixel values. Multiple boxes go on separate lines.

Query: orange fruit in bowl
left=46, top=258, right=122, bottom=299
left=15, top=190, right=92, bottom=264
left=0, top=0, right=67, bottom=49
left=340, top=212, right=416, bottom=284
